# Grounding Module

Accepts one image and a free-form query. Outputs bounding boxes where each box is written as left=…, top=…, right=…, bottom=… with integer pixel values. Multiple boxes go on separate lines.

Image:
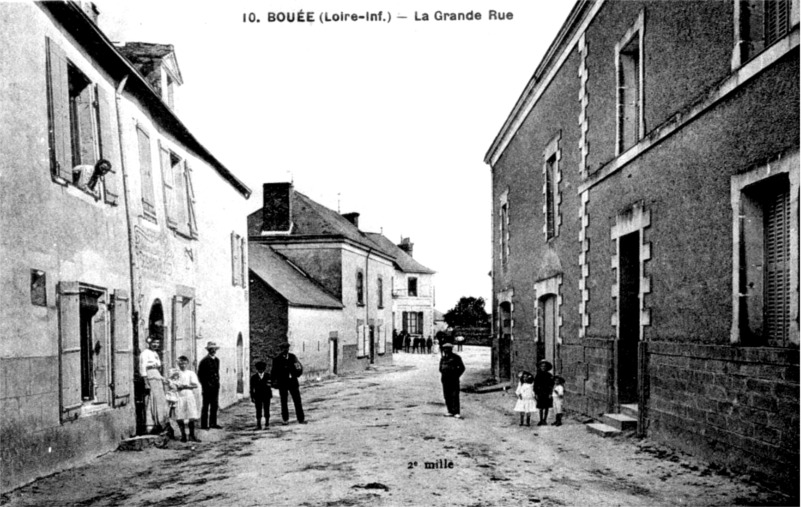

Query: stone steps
left=586, top=405, right=638, bottom=437
left=601, top=413, right=638, bottom=431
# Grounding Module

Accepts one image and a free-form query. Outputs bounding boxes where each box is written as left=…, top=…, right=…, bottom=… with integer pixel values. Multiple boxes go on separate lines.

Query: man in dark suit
left=198, top=341, right=221, bottom=429
left=439, top=343, right=466, bottom=418
left=271, top=342, right=305, bottom=425
left=250, top=360, right=272, bottom=429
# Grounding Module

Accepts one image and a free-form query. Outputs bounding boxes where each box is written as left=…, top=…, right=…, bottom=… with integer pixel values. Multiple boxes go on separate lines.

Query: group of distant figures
left=392, top=328, right=465, bottom=355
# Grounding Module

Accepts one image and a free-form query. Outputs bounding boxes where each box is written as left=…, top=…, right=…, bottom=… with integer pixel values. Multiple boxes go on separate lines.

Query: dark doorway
left=539, top=295, right=557, bottom=368
left=369, top=326, right=376, bottom=363
left=498, top=302, right=512, bottom=380
left=618, top=231, right=640, bottom=404
left=135, top=300, right=164, bottom=434
left=330, top=337, right=338, bottom=375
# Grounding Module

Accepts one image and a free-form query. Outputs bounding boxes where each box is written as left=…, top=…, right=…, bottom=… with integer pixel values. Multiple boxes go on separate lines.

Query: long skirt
left=145, top=373, right=169, bottom=430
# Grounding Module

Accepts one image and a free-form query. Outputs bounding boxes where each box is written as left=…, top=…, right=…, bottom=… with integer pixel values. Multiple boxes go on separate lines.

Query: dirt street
left=1, top=347, right=790, bottom=506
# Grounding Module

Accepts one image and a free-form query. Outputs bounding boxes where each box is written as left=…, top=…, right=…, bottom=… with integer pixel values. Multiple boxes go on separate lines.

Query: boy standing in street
left=250, top=361, right=272, bottom=430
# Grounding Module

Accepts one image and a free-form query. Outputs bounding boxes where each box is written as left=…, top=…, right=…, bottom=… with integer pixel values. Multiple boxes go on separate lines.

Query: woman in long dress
left=172, top=355, right=201, bottom=442
left=140, top=337, right=170, bottom=435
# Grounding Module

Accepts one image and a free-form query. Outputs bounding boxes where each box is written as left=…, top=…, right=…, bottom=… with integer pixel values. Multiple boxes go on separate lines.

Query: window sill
left=356, top=303, right=365, bottom=307
left=79, top=402, right=111, bottom=418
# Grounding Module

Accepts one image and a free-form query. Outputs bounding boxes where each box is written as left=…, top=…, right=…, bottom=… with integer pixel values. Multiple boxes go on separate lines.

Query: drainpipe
left=364, top=247, right=373, bottom=364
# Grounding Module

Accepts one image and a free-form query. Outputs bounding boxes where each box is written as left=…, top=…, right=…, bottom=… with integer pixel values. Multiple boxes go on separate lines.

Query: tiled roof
left=365, top=233, right=435, bottom=274
left=248, top=244, right=343, bottom=309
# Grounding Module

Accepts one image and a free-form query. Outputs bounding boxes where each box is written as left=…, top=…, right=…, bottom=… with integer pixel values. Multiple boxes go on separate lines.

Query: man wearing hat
left=439, top=342, right=466, bottom=418
left=270, top=342, right=306, bottom=425
left=198, top=341, right=222, bottom=429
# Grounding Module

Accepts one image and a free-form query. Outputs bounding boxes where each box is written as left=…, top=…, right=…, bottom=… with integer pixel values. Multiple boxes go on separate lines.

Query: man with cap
left=271, top=342, right=306, bottom=425
left=439, top=342, right=466, bottom=418
left=198, top=341, right=222, bottom=429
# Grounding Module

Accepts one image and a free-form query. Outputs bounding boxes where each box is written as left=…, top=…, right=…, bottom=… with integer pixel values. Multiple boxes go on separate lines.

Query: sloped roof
left=365, top=233, right=435, bottom=274
left=248, top=191, right=393, bottom=261
left=248, top=244, right=343, bottom=309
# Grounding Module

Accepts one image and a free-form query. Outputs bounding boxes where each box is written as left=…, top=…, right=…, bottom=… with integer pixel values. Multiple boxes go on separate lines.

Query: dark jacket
left=439, top=352, right=465, bottom=382
left=533, top=371, right=554, bottom=398
left=271, top=352, right=301, bottom=388
left=198, top=354, right=220, bottom=389
left=250, top=372, right=272, bottom=400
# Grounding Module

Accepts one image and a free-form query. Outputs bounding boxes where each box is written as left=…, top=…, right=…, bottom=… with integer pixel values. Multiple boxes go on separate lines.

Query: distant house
left=248, top=183, right=395, bottom=374
left=248, top=244, right=343, bottom=378
left=365, top=234, right=436, bottom=340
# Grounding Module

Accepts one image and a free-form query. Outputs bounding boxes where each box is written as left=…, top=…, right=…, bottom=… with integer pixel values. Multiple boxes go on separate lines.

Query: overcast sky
left=95, top=0, right=575, bottom=312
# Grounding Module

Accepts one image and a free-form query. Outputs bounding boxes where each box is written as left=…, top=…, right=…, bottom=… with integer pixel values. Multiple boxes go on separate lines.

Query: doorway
left=539, top=294, right=557, bottom=368
left=618, top=231, right=641, bottom=404
left=498, top=302, right=512, bottom=379
left=236, top=333, right=244, bottom=395
left=329, top=334, right=338, bottom=375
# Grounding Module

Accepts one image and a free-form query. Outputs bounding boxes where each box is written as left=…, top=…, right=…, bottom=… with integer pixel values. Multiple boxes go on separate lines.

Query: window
left=57, top=282, right=132, bottom=422
left=231, top=232, right=246, bottom=287
left=545, top=155, right=557, bottom=239
left=735, top=172, right=796, bottom=346
left=159, top=144, right=177, bottom=229
left=736, top=0, right=791, bottom=64
left=356, top=271, right=365, bottom=305
left=615, top=12, right=644, bottom=155
left=46, top=37, right=120, bottom=204
left=159, top=147, right=197, bottom=237
left=402, top=311, right=423, bottom=334
left=166, top=74, right=175, bottom=109
left=407, top=277, right=418, bottom=297
left=136, top=126, right=156, bottom=219
left=356, top=320, right=366, bottom=357
left=377, top=277, right=384, bottom=308
left=501, top=203, right=509, bottom=268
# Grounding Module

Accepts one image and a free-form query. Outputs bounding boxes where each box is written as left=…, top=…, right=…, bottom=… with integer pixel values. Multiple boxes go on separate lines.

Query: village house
left=365, top=234, right=436, bottom=342
left=485, top=0, right=798, bottom=493
left=248, top=183, right=394, bottom=375
left=0, top=2, right=251, bottom=491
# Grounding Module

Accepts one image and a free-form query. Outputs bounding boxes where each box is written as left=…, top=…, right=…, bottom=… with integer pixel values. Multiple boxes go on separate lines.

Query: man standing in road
left=271, top=342, right=306, bottom=425
left=198, top=341, right=222, bottom=430
left=439, top=342, right=465, bottom=418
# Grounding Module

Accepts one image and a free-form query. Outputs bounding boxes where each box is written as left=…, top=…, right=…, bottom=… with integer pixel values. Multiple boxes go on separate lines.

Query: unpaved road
left=1, top=347, right=791, bottom=506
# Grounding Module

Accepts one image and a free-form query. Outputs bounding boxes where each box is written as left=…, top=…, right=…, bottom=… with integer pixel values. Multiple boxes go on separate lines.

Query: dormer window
left=166, top=74, right=175, bottom=109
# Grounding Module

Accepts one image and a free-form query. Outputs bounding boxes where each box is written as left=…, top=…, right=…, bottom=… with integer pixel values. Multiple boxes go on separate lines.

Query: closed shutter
left=112, top=289, right=132, bottom=407
left=765, top=0, right=790, bottom=46
left=46, top=37, right=71, bottom=182
left=240, top=237, right=247, bottom=288
left=231, top=232, right=239, bottom=286
left=136, top=127, right=156, bottom=215
left=417, top=312, right=424, bottom=335
left=185, top=162, right=198, bottom=237
left=97, top=86, right=120, bottom=205
left=765, top=186, right=791, bottom=346
left=174, top=160, right=189, bottom=234
left=159, top=142, right=176, bottom=228
left=356, top=321, right=365, bottom=357
left=58, top=282, right=82, bottom=421
left=402, top=312, right=408, bottom=332
left=377, top=325, right=385, bottom=354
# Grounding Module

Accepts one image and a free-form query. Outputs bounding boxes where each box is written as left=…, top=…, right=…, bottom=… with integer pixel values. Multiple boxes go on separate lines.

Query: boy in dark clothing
left=250, top=361, right=272, bottom=429
left=439, top=343, right=466, bottom=418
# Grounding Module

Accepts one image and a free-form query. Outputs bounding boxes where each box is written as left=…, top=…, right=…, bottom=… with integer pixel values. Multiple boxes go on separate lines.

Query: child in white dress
left=553, top=375, right=565, bottom=426
left=172, top=356, right=201, bottom=442
left=514, top=371, right=536, bottom=426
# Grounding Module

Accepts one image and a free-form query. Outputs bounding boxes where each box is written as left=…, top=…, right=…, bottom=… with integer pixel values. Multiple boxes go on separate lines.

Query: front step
left=586, top=422, right=622, bottom=437
left=620, top=403, right=638, bottom=419
left=601, top=413, right=638, bottom=431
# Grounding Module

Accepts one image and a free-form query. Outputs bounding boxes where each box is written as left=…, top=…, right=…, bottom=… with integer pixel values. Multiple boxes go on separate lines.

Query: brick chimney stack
left=398, top=237, right=414, bottom=257
left=262, top=182, right=293, bottom=233
left=342, top=212, right=360, bottom=228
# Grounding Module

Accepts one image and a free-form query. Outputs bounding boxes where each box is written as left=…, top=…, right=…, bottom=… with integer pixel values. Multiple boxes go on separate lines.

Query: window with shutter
left=356, top=271, right=365, bottom=305
left=764, top=185, right=791, bottom=346
left=737, top=0, right=791, bottom=64
left=765, top=0, right=790, bottom=47
left=173, top=158, right=189, bottom=235
left=136, top=126, right=156, bottom=219
left=545, top=155, right=557, bottom=239
left=231, top=232, right=243, bottom=286
left=58, top=282, right=82, bottom=421
left=357, top=321, right=365, bottom=357
left=185, top=162, right=198, bottom=237
left=616, top=27, right=642, bottom=155
left=378, top=325, right=386, bottom=354
left=112, top=289, right=132, bottom=407
left=377, top=277, right=384, bottom=308
left=47, top=37, right=71, bottom=183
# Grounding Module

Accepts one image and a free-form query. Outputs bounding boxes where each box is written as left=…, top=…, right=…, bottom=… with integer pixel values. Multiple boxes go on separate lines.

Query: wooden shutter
left=174, top=160, right=189, bottom=234
left=58, top=282, right=82, bottom=421
left=111, top=289, right=132, bottom=407
left=231, top=232, right=239, bottom=286
left=159, top=142, right=176, bottom=228
left=240, top=236, right=247, bottom=288
left=765, top=0, right=790, bottom=46
left=46, top=37, right=71, bottom=182
left=185, top=162, right=198, bottom=237
left=357, top=321, right=365, bottom=357
left=378, top=325, right=385, bottom=354
left=765, top=186, right=791, bottom=345
left=97, top=86, right=120, bottom=205
left=136, top=127, right=156, bottom=215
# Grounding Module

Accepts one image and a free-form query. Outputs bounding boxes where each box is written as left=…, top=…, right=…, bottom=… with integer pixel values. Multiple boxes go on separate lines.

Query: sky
left=95, top=0, right=576, bottom=312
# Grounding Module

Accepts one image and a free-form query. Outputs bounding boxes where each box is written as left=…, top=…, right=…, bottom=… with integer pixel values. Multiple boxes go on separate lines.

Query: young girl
left=552, top=375, right=565, bottom=426
left=172, top=356, right=201, bottom=442
left=534, top=360, right=555, bottom=426
left=514, top=371, right=536, bottom=426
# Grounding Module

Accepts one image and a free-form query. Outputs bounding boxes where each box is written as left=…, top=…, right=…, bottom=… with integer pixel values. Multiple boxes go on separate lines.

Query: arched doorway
left=135, top=299, right=165, bottom=434
left=236, top=333, right=244, bottom=395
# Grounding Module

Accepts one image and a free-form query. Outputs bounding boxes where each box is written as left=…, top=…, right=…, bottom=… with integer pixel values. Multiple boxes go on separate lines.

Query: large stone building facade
left=0, top=2, right=251, bottom=491
left=485, top=0, right=799, bottom=492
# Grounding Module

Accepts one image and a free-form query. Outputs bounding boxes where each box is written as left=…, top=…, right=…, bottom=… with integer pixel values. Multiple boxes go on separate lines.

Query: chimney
left=342, top=212, right=360, bottom=228
left=398, top=237, right=414, bottom=257
left=262, top=182, right=293, bottom=233
left=79, top=2, right=100, bottom=24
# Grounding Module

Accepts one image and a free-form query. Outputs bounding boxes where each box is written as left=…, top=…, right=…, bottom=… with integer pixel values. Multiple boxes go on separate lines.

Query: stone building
left=248, top=183, right=395, bottom=375
left=0, top=2, right=251, bottom=491
left=365, top=234, right=436, bottom=341
left=485, top=0, right=798, bottom=492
